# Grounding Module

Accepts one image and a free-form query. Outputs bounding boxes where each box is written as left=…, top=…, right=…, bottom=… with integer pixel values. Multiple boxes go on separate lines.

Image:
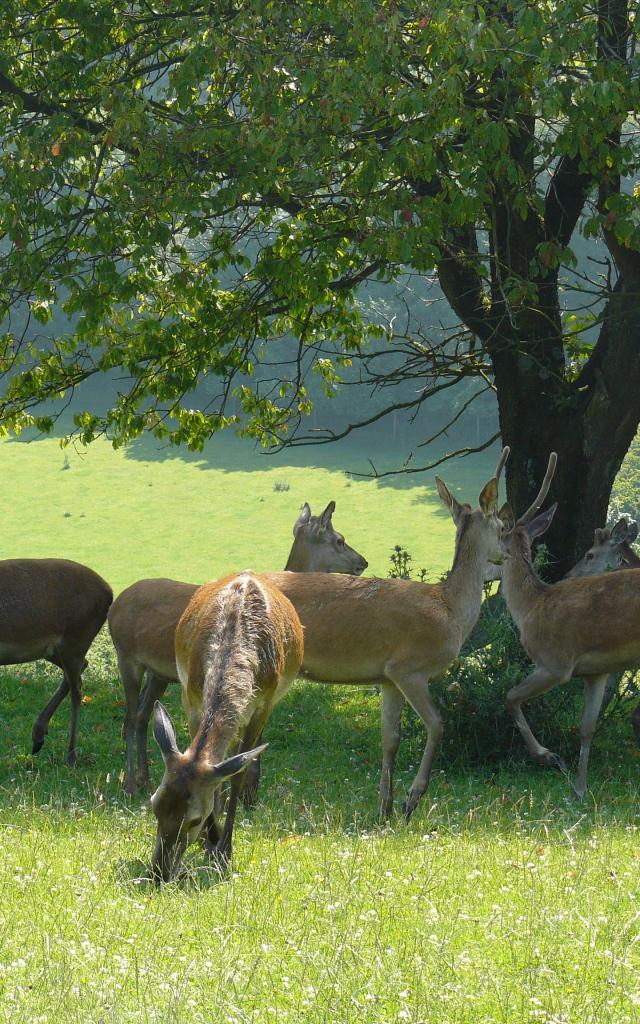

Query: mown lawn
left=0, top=435, right=638, bottom=1023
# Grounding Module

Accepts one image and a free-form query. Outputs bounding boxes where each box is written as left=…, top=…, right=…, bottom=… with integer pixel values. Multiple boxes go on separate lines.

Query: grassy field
left=0, top=434, right=639, bottom=1023
left=0, top=431, right=486, bottom=593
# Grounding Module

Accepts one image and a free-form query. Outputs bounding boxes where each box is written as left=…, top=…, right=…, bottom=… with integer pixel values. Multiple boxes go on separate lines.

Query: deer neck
left=283, top=535, right=312, bottom=572
left=501, top=534, right=546, bottom=629
left=442, top=522, right=490, bottom=639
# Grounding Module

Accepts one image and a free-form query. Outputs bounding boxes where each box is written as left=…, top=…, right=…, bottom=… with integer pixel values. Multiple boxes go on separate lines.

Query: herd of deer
left=1, top=449, right=639, bottom=882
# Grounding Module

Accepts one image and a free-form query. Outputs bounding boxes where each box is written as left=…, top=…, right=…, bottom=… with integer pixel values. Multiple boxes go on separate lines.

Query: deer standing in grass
left=150, top=571, right=303, bottom=882
left=109, top=501, right=366, bottom=794
left=499, top=454, right=640, bottom=799
left=566, top=516, right=640, bottom=743
left=0, top=559, right=113, bottom=765
left=264, top=449, right=510, bottom=819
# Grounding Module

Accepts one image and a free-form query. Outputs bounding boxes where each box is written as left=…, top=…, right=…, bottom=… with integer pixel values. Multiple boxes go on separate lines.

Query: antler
left=517, top=452, right=558, bottom=525
left=494, top=446, right=510, bottom=482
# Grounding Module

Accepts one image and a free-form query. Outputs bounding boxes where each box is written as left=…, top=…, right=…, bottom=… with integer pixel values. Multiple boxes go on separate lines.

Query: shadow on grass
left=8, top=413, right=499, bottom=494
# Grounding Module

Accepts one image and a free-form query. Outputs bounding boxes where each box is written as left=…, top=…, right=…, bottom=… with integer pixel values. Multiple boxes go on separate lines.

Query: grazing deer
left=0, top=559, right=113, bottom=765
left=264, top=449, right=510, bottom=819
left=499, top=454, right=640, bottom=799
left=109, top=501, right=366, bottom=793
left=150, top=571, right=303, bottom=882
left=566, top=517, right=640, bottom=577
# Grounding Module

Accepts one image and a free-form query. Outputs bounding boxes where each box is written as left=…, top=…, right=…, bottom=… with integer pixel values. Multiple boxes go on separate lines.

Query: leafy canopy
left=0, top=0, right=638, bottom=450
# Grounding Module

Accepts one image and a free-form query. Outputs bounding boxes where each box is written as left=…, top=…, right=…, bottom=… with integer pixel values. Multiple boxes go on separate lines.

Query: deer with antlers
left=150, top=571, right=303, bottom=882
left=0, top=558, right=113, bottom=765
left=109, top=501, right=366, bottom=794
left=499, top=453, right=640, bottom=799
left=264, top=448, right=510, bottom=819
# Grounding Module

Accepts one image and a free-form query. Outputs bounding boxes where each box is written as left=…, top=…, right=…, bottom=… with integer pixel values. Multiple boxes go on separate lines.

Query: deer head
left=435, top=446, right=510, bottom=576
left=150, top=702, right=265, bottom=883
left=566, top=517, right=639, bottom=577
left=498, top=452, right=558, bottom=561
left=286, top=501, right=368, bottom=575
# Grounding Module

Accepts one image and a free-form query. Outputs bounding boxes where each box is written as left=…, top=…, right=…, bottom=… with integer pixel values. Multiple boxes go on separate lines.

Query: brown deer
left=150, top=571, right=303, bottom=882
left=109, top=501, right=366, bottom=794
left=499, top=453, right=640, bottom=799
left=265, top=449, right=510, bottom=819
left=0, top=559, right=113, bottom=765
left=566, top=517, right=640, bottom=577
left=566, top=516, right=640, bottom=743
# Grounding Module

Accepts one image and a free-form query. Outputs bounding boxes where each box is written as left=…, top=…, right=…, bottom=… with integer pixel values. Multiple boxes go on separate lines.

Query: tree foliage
left=0, top=0, right=639, bottom=568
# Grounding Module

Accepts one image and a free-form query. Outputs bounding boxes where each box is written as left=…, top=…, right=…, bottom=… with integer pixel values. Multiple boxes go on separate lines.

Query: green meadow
left=0, top=434, right=638, bottom=1024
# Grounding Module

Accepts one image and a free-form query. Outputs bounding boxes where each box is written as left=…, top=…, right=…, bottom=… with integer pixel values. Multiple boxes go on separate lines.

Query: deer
left=262, top=448, right=510, bottom=819
left=109, top=501, right=367, bottom=794
left=150, top=571, right=303, bottom=882
left=0, top=558, right=113, bottom=765
left=566, top=516, right=640, bottom=743
left=498, top=453, right=640, bottom=800
left=566, top=517, right=640, bottom=577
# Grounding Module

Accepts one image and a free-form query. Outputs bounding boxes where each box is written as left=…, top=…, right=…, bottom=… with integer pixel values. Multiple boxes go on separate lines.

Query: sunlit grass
left=1, top=641, right=639, bottom=1023
left=1, top=435, right=639, bottom=1021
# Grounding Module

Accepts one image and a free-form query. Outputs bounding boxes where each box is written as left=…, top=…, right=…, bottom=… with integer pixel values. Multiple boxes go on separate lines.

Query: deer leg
left=573, top=674, right=607, bottom=801
left=135, top=672, right=170, bottom=791
left=378, top=683, right=405, bottom=819
left=388, top=671, right=443, bottom=821
left=216, top=701, right=274, bottom=866
left=65, top=657, right=87, bottom=767
left=118, top=654, right=145, bottom=794
left=241, top=733, right=262, bottom=809
left=506, top=667, right=569, bottom=775
left=32, top=673, right=70, bottom=755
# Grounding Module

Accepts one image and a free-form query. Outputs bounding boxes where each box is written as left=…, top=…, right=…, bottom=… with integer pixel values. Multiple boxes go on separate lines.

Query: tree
left=0, top=0, right=638, bottom=575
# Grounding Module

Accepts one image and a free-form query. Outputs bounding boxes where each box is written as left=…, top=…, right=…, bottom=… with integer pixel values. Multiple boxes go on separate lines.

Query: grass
left=0, top=433, right=639, bottom=1023
left=0, top=431, right=485, bottom=594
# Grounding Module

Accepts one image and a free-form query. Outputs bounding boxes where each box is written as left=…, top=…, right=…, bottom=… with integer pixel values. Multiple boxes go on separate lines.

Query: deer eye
left=586, top=552, right=594, bottom=560
left=186, top=816, right=202, bottom=830
left=336, top=537, right=345, bottom=548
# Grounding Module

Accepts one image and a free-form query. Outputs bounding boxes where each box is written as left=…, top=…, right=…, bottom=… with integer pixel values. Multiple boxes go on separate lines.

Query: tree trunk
left=493, top=273, right=640, bottom=579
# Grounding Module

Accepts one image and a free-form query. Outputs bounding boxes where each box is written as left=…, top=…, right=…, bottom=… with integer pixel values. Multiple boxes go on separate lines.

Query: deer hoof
left=402, top=795, right=418, bottom=821
left=547, top=752, right=568, bottom=776
left=571, top=783, right=586, bottom=802
left=66, top=751, right=78, bottom=768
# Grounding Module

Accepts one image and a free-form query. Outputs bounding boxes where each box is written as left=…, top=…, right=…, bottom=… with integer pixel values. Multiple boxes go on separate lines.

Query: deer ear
left=478, top=478, right=499, bottom=516
left=435, top=477, right=466, bottom=526
left=594, top=528, right=610, bottom=545
left=153, top=702, right=179, bottom=764
left=498, top=502, right=515, bottom=531
left=319, top=501, right=336, bottom=529
left=205, top=743, right=269, bottom=782
left=524, top=502, right=558, bottom=541
left=293, top=503, right=311, bottom=536
left=610, top=518, right=630, bottom=544
left=627, top=520, right=638, bottom=543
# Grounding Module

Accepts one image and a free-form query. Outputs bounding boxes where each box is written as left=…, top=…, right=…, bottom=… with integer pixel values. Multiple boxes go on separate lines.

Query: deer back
left=0, top=559, right=112, bottom=648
